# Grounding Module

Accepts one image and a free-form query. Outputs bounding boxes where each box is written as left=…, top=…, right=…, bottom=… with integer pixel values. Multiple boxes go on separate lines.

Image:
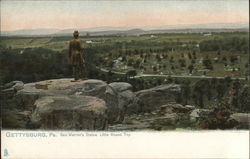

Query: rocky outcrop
left=109, top=103, right=196, bottom=131
left=2, top=78, right=247, bottom=130
left=30, top=95, right=107, bottom=130
left=1, top=79, right=140, bottom=129
left=1, top=79, right=184, bottom=130
left=135, top=84, right=182, bottom=112
left=58, top=79, right=122, bottom=123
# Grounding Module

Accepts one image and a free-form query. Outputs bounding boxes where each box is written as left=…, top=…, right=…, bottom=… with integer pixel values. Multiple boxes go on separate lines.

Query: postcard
left=1, top=0, right=249, bottom=158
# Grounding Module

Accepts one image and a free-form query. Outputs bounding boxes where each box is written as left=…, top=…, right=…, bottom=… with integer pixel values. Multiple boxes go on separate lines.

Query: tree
left=188, top=64, right=194, bottom=74
left=153, top=66, right=157, bottom=72
left=134, top=59, right=141, bottom=68
left=222, top=56, right=227, bottom=63
left=217, top=50, right=221, bottom=56
left=203, top=58, right=213, bottom=70
left=171, top=65, right=175, bottom=71
left=182, top=80, right=191, bottom=105
left=127, top=59, right=134, bottom=66
left=126, top=70, right=137, bottom=78
left=191, top=59, right=196, bottom=64
left=231, top=79, right=241, bottom=109
left=178, top=59, right=186, bottom=68
left=216, top=79, right=227, bottom=100
left=239, top=85, right=250, bottom=112
left=163, top=64, right=167, bottom=69
left=108, top=61, right=114, bottom=69
left=230, top=56, right=238, bottom=64
left=192, top=50, right=196, bottom=57
left=193, top=79, right=210, bottom=108
left=170, top=55, right=174, bottom=60
left=188, top=52, right=192, bottom=59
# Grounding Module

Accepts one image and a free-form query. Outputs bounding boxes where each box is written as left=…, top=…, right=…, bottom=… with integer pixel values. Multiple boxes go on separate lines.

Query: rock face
left=135, top=84, right=182, bottom=112
left=2, top=78, right=247, bottom=130
left=59, top=79, right=122, bottom=123
left=109, top=82, right=140, bottom=115
left=1, top=79, right=138, bottom=129
left=1, top=78, right=183, bottom=130
left=30, top=95, right=107, bottom=130
left=109, top=103, right=197, bottom=131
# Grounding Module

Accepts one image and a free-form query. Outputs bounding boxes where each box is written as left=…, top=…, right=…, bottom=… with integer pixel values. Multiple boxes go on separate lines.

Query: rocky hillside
left=1, top=79, right=249, bottom=130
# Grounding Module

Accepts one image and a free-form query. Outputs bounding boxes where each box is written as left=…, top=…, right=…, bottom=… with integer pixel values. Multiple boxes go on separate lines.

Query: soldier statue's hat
left=73, top=30, right=79, bottom=36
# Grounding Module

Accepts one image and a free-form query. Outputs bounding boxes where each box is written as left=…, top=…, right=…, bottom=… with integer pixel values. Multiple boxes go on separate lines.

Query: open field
left=1, top=32, right=249, bottom=79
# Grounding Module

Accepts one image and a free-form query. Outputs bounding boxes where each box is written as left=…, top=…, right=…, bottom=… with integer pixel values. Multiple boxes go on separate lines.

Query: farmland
left=1, top=32, right=248, bottom=79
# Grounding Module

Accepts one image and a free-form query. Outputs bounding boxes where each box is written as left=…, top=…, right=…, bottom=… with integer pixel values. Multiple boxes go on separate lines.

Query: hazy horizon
left=1, top=0, right=249, bottom=31
left=1, top=21, right=249, bottom=32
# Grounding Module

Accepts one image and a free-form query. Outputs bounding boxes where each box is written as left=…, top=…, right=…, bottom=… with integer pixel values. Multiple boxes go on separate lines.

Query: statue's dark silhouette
left=68, top=31, right=86, bottom=81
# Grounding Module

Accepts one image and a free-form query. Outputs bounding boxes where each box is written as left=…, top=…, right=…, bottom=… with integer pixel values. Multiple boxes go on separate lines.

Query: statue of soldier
left=68, top=30, right=87, bottom=81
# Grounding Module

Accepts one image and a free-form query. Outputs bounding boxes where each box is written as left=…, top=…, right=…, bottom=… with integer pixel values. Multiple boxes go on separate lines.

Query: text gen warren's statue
left=69, top=30, right=87, bottom=81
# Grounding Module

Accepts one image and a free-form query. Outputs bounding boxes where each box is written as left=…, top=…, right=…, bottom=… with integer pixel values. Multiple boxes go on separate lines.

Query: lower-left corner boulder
left=2, top=110, right=31, bottom=129
left=30, top=95, right=108, bottom=130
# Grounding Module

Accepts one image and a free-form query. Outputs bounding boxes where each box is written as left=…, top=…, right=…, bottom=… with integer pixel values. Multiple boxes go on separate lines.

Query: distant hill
left=1, top=22, right=249, bottom=36
left=1, top=28, right=60, bottom=36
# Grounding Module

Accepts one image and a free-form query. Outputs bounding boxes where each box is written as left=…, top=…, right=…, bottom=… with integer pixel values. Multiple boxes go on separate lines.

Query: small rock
left=151, top=112, right=157, bottom=115
left=230, top=113, right=250, bottom=127
left=161, top=103, right=190, bottom=114
left=185, top=105, right=196, bottom=110
left=190, top=109, right=212, bottom=121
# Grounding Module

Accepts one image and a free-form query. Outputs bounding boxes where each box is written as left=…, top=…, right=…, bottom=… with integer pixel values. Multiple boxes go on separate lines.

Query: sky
left=1, top=0, right=249, bottom=31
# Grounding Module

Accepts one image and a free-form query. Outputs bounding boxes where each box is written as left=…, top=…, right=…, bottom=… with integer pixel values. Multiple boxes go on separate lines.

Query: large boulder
left=30, top=95, right=107, bottom=130
left=54, top=79, right=125, bottom=123
left=135, top=84, right=182, bottom=112
left=2, top=79, right=133, bottom=129
left=65, top=79, right=122, bottom=123
left=109, top=82, right=140, bottom=115
left=15, top=86, right=43, bottom=110
left=48, top=79, right=121, bottom=123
